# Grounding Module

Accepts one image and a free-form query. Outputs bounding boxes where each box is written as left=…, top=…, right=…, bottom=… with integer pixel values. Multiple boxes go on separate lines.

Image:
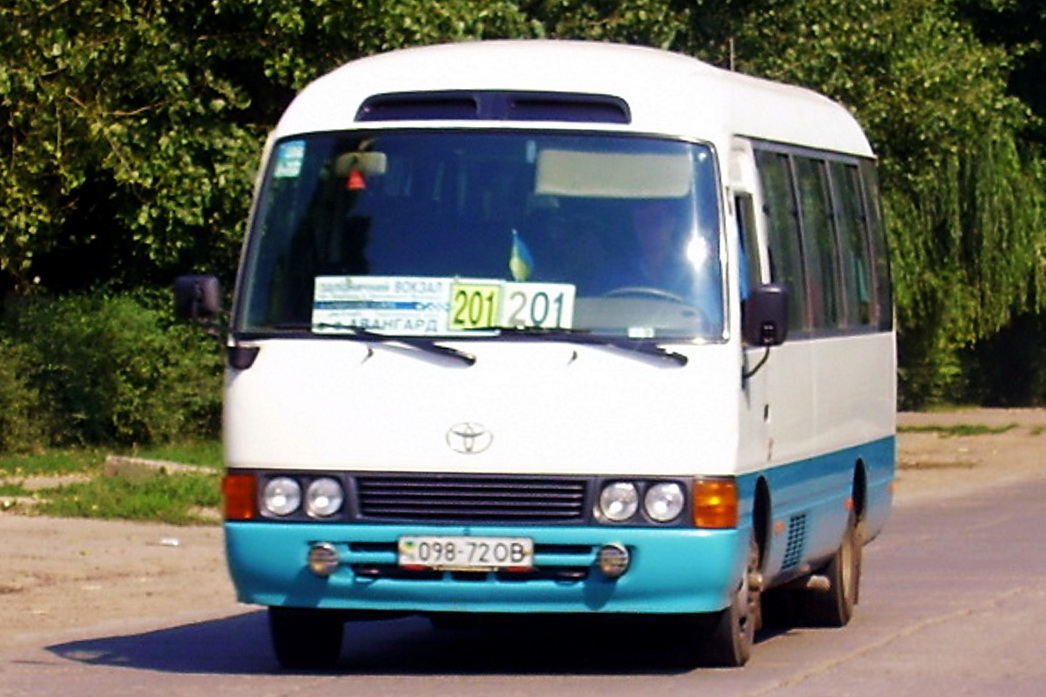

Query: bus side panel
left=224, top=523, right=750, bottom=615
left=859, top=435, right=896, bottom=540
left=812, top=333, right=897, bottom=476
left=759, top=322, right=894, bottom=583
left=758, top=435, right=894, bottom=586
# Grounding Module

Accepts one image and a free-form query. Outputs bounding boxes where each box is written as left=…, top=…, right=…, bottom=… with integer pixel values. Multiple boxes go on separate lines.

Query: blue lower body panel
left=225, top=523, right=747, bottom=615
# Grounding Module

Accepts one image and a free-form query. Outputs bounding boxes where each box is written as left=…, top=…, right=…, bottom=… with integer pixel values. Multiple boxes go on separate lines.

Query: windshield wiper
left=259, top=323, right=683, bottom=366
left=312, top=323, right=476, bottom=366
left=595, top=339, right=688, bottom=366
left=463, top=326, right=688, bottom=366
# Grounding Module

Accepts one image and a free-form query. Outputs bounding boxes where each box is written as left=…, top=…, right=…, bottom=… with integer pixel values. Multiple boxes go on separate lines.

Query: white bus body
left=196, top=41, right=895, bottom=669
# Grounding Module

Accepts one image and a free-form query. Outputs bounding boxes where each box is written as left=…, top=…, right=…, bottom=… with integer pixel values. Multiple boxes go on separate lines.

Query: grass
left=0, top=440, right=222, bottom=524
left=133, top=441, right=223, bottom=469
left=897, top=423, right=1018, bottom=437
left=34, top=471, right=221, bottom=525
left=0, top=448, right=107, bottom=478
left=896, top=458, right=978, bottom=471
left=0, top=481, right=29, bottom=497
left=0, top=441, right=222, bottom=478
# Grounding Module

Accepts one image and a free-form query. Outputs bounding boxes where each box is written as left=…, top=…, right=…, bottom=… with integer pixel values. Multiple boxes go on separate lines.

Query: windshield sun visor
left=535, top=150, right=694, bottom=199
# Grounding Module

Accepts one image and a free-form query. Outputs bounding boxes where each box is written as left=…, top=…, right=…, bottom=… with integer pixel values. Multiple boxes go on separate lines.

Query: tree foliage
left=3, top=0, right=1046, bottom=407
left=0, top=1, right=258, bottom=290
left=0, top=0, right=536, bottom=293
left=958, top=0, right=1046, bottom=140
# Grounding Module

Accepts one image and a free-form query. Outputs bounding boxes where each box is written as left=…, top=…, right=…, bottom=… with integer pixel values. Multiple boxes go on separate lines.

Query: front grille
left=356, top=475, right=588, bottom=522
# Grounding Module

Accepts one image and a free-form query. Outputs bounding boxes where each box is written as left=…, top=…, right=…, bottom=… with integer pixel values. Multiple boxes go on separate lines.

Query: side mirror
left=742, top=283, right=788, bottom=347
left=174, top=275, right=223, bottom=321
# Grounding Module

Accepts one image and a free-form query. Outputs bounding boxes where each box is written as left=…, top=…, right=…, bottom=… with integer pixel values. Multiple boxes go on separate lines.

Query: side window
left=755, top=150, right=807, bottom=333
left=860, top=161, right=893, bottom=330
left=754, top=145, right=892, bottom=337
left=734, top=193, right=763, bottom=300
left=830, top=162, right=873, bottom=326
left=794, top=157, right=840, bottom=329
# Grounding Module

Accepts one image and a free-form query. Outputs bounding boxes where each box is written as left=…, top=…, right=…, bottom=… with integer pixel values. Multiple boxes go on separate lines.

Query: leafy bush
left=0, top=338, right=48, bottom=453
left=2, top=290, right=223, bottom=450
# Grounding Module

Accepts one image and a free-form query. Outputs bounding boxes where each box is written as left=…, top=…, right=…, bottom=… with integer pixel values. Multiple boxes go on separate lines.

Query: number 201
left=506, top=290, right=565, bottom=328
left=452, top=288, right=497, bottom=328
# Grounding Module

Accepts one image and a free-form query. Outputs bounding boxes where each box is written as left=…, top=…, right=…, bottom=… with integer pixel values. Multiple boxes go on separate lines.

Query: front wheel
left=268, top=607, right=344, bottom=670
left=705, top=536, right=762, bottom=666
left=673, top=537, right=761, bottom=668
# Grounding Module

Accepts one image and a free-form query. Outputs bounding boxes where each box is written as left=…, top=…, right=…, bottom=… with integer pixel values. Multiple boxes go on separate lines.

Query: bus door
left=735, top=188, right=775, bottom=469
left=730, top=140, right=774, bottom=472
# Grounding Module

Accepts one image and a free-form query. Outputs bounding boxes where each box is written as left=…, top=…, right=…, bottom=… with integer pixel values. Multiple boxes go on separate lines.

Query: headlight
left=599, top=482, right=639, bottom=522
left=644, top=482, right=685, bottom=522
left=305, top=478, right=344, bottom=517
left=263, top=477, right=302, bottom=516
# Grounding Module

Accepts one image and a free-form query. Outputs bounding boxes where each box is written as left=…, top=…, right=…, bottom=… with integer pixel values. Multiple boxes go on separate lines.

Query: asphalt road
left=3, top=475, right=1045, bottom=697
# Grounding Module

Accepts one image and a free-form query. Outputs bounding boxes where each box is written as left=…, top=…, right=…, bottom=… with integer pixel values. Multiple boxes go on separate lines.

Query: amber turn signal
left=692, top=478, right=739, bottom=529
left=222, top=473, right=257, bottom=521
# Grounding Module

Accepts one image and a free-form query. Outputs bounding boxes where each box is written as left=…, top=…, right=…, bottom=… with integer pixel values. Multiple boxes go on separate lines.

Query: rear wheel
left=803, top=512, right=862, bottom=627
left=268, top=607, right=344, bottom=670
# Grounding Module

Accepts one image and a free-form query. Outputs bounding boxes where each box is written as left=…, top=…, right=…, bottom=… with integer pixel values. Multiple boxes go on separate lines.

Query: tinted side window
left=860, top=161, right=893, bottom=330
left=756, top=150, right=807, bottom=332
left=735, top=193, right=763, bottom=300
left=795, top=157, right=840, bottom=329
left=830, top=162, right=873, bottom=326
left=754, top=144, right=891, bottom=337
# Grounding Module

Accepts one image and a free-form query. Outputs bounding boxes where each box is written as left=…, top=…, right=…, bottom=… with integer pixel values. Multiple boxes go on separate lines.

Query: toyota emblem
left=446, top=422, right=493, bottom=454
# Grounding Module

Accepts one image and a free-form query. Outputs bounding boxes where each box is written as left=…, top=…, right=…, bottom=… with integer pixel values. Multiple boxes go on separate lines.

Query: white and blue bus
left=177, top=40, right=895, bottom=668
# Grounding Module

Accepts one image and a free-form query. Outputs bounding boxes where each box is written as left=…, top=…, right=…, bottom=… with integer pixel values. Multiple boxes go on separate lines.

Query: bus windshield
left=238, top=130, right=724, bottom=341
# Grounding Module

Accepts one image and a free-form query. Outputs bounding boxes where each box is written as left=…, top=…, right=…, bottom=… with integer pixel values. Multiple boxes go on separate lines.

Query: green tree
left=0, top=0, right=535, bottom=295
left=523, top=0, right=687, bottom=47
left=0, top=1, right=260, bottom=292
left=959, top=0, right=1046, bottom=141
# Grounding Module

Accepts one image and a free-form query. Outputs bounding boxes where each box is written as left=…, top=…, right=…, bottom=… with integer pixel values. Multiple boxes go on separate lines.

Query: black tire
left=803, top=512, right=862, bottom=627
left=705, top=536, right=761, bottom=667
left=671, top=536, right=760, bottom=668
left=268, top=607, right=344, bottom=670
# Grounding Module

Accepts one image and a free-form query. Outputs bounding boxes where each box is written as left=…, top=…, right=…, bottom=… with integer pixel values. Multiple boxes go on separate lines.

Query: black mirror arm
left=742, top=345, right=771, bottom=380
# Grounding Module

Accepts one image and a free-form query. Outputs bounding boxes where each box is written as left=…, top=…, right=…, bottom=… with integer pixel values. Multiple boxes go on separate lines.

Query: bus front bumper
left=224, top=522, right=747, bottom=615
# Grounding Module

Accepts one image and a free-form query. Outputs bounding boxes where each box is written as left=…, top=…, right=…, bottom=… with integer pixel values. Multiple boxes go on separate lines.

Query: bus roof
left=275, top=40, right=874, bottom=157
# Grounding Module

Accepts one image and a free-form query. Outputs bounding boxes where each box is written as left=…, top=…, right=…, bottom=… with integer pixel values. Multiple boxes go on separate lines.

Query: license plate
left=397, top=536, right=534, bottom=571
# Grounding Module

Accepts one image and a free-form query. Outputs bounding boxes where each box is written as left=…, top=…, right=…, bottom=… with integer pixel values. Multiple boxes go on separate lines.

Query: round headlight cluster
left=305, top=478, right=344, bottom=517
left=599, top=482, right=639, bottom=522
left=262, top=476, right=344, bottom=518
left=597, top=480, right=685, bottom=524
left=645, top=482, right=686, bottom=522
left=263, top=477, right=301, bottom=516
